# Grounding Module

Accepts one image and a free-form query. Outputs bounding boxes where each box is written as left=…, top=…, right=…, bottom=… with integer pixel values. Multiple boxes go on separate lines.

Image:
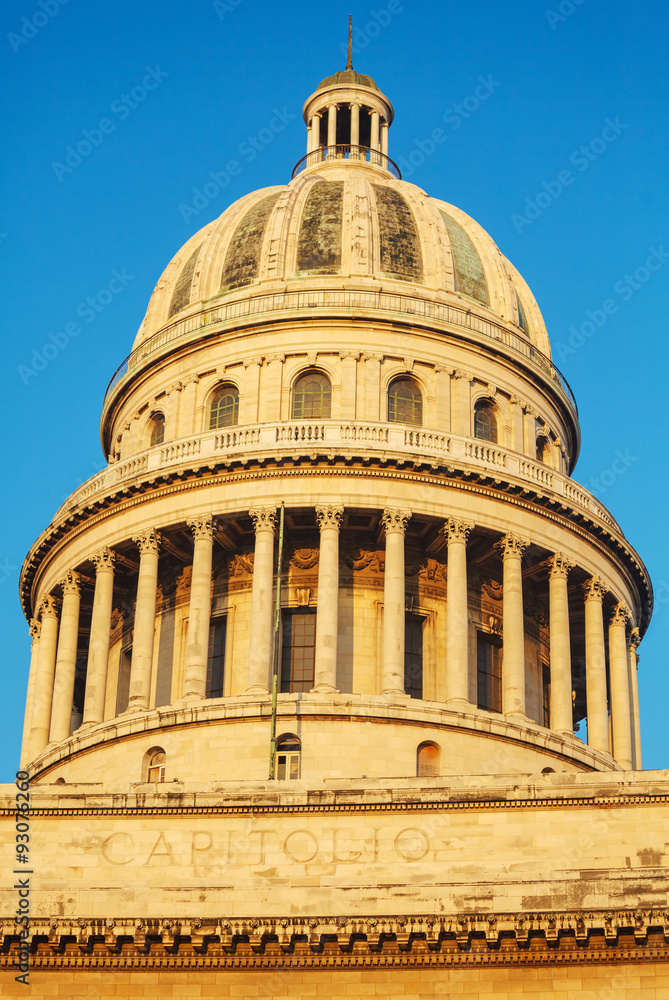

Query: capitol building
left=2, top=47, right=668, bottom=1000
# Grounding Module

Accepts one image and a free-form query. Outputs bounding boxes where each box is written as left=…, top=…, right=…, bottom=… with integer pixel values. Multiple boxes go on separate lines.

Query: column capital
left=91, top=546, right=116, bottom=573
left=363, top=352, right=384, bottom=363
left=547, top=552, right=574, bottom=580
left=133, top=529, right=161, bottom=556
left=167, top=380, right=183, bottom=395
left=183, top=374, right=200, bottom=386
left=187, top=514, right=217, bottom=542
left=441, top=517, right=474, bottom=544
left=509, top=394, right=522, bottom=406
left=316, top=505, right=344, bottom=532
left=453, top=369, right=474, bottom=382
left=249, top=506, right=278, bottom=532
left=381, top=508, right=411, bottom=535
left=582, top=575, right=607, bottom=601
left=29, top=619, right=41, bottom=643
left=266, top=353, right=285, bottom=365
left=629, top=626, right=641, bottom=650
left=39, top=594, right=60, bottom=620
left=610, top=601, right=631, bottom=626
left=495, top=533, right=529, bottom=559
left=59, top=569, right=82, bottom=596
left=243, top=355, right=264, bottom=368
left=339, top=351, right=360, bottom=361
left=433, top=364, right=453, bottom=375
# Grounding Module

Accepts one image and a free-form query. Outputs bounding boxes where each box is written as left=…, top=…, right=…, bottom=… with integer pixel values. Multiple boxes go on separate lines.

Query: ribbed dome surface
left=316, top=69, right=380, bottom=92
left=134, top=162, right=550, bottom=357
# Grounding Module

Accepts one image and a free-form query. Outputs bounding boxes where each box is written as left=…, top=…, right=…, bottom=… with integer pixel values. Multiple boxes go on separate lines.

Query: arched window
left=388, top=377, right=422, bottom=426
left=149, top=413, right=165, bottom=447
left=292, top=371, right=331, bottom=419
left=275, top=734, right=301, bottom=780
left=147, top=749, right=166, bottom=783
left=209, top=384, right=239, bottom=430
left=536, top=435, right=550, bottom=464
left=474, top=400, right=497, bottom=443
left=417, top=742, right=440, bottom=777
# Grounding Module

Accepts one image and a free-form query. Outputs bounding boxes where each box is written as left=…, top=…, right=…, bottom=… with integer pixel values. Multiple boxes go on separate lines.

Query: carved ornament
left=59, top=569, right=81, bottom=596
left=91, top=546, right=116, bottom=573
left=495, top=533, right=529, bottom=559
left=547, top=552, right=574, bottom=580
left=315, top=505, right=344, bottom=532
left=290, top=548, right=320, bottom=570
left=133, top=528, right=161, bottom=556
left=249, top=507, right=278, bottom=532
left=582, top=576, right=606, bottom=601
left=188, top=513, right=217, bottom=542
left=381, top=508, right=411, bottom=535
left=441, top=517, right=474, bottom=544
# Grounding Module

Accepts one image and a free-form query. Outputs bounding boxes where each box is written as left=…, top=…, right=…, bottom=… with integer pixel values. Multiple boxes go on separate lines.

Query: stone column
left=127, top=529, right=161, bottom=712
left=246, top=507, right=277, bottom=693
left=523, top=405, right=538, bottom=457
left=339, top=351, right=359, bottom=419
left=608, top=602, right=633, bottom=769
left=83, top=547, right=116, bottom=725
left=370, top=110, right=380, bottom=151
left=583, top=576, right=609, bottom=754
left=442, top=517, right=474, bottom=705
left=183, top=515, right=217, bottom=700
left=313, top=505, right=344, bottom=692
left=49, top=571, right=82, bottom=743
left=547, top=553, right=574, bottom=733
left=497, top=534, right=529, bottom=718
left=242, top=357, right=262, bottom=424
left=263, top=354, right=284, bottom=424
left=20, top=620, right=41, bottom=767
left=179, top=374, right=199, bottom=437
left=309, top=114, right=320, bottom=153
left=350, top=103, right=360, bottom=147
left=327, top=104, right=337, bottom=148
left=628, top=627, right=642, bottom=768
left=381, top=122, right=389, bottom=157
left=363, top=352, right=383, bottom=421
left=435, top=364, right=452, bottom=432
left=452, top=370, right=473, bottom=436
left=28, top=596, right=60, bottom=759
left=381, top=508, right=411, bottom=695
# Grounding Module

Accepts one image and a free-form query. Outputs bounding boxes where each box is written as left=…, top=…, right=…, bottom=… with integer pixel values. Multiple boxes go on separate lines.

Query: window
left=542, top=663, right=551, bottom=728
left=536, top=435, right=550, bottom=464
left=388, top=378, right=422, bottom=426
left=281, top=610, right=316, bottom=692
left=474, top=400, right=497, bottom=443
left=477, top=633, right=502, bottom=712
left=147, top=750, right=166, bottom=782
left=209, top=384, right=239, bottom=429
left=405, top=613, right=424, bottom=699
left=417, top=742, right=440, bottom=776
left=115, top=646, right=132, bottom=715
left=149, top=413, right=165, bottom=446
left=292, top=371, right=331, bottom=419
left=206, top=619, right=226, bottom=698
left=276, top=735, right=301, bottom=780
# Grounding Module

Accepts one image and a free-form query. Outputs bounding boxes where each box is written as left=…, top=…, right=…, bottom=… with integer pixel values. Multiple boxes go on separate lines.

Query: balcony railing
left=54, top=420, right=618, bottom=532
left=103, top=288, right=578, bottom=419
left=291, top=144, right=401, bottom=179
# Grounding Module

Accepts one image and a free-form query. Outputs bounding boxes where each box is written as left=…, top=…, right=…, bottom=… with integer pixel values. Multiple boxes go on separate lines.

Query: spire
left=346, top=15, right=353, bottom=70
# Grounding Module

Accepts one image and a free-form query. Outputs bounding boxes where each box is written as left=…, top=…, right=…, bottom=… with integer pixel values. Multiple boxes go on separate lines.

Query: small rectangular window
left=542, top=662, right=551, bottom=728
left=115, top=646, right=132, bottom=715
left=206, top=619, right=227, bottom=698
left=477, top=633, right=502, bottom=712
left=281, top=610, right=316, bottom=693
left=404, top=613, right=424, bottom=699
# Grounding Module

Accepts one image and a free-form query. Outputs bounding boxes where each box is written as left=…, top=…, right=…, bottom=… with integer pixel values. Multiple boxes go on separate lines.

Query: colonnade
left=23, top=508, right=642, bottom=772
left=307, top=104, right=389, bottom=157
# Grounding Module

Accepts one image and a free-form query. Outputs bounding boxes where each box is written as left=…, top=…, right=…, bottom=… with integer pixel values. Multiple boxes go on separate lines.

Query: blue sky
left=1, top=0, right=667, bottom=779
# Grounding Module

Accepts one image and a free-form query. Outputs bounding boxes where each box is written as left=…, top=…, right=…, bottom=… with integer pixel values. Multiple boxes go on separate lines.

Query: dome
left=316, top=69, right=380, bottom=92
left=133, top=161, right=550, bottom=357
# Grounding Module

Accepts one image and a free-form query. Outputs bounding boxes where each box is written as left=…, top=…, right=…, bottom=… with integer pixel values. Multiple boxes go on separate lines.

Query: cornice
left=3, top=909, right=669, bottom=970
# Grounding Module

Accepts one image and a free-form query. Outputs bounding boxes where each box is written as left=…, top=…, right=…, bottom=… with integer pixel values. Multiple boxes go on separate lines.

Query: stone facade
left=2, top=51, right=663, bottom=999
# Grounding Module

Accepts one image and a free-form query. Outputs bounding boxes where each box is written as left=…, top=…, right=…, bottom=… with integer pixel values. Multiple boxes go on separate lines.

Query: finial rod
left=346, top=15, right=353, bottom=70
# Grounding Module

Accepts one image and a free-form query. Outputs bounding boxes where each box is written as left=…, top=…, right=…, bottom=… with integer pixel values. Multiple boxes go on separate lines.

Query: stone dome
left=133, top=161, right=551, bottom=357
left=316, top=68, right=380, bottom=92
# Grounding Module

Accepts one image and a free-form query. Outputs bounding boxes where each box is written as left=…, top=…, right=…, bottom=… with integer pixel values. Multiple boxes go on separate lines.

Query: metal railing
left=291, top=144, right=402, bottom=179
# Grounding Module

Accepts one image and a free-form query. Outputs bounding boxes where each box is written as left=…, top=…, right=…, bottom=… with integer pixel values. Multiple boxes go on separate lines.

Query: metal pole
left=268, top=503, right=285, bottom=779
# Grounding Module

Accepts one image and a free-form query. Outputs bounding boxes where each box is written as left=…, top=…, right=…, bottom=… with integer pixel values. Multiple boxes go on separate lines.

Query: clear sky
left=1, top=0, right=667, bottom=780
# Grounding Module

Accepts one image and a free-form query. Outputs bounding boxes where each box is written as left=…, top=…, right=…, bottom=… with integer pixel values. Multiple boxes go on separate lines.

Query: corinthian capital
left=610, top=601, right=631, bottom=627
left=133, top=529, right=161, bottom=556
left=91, top=546, right=116, bottom=573
left=629, top=626, right=641, bottom=650
left=59, top=569, right=82, bottom=596
left=441, top=517, right=474, bottom=544
left=39, top=594, right=60, bottom=620
left=29, top=619, right=41, bottom=643
left=249, top=507, right=278, bottom=532
left=582, top=576, right=607, bottom=601
left=316, top=505, right=344, bottom=532
left=547, top=553, right=574, bottom=580
left=381, top=508, right=411, bottom=535
left=495, top=533, right=529, bottom=559
left=187, top=514, right=217, bottom=542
